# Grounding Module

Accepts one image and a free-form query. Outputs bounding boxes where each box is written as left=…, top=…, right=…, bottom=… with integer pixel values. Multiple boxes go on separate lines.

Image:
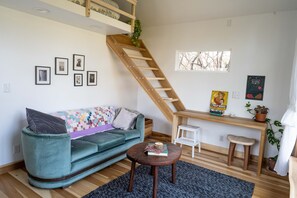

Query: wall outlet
left=3, top=83, right=10, bottom=93
left=219, top=135, right=224, bottom=142
left=232, top=91, right=240, bottom=99
left=13, top=144, right=20, bottom=154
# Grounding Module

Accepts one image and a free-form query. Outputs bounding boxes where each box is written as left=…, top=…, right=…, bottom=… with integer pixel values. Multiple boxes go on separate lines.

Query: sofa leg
left=61, top=185, right=71, bottom=189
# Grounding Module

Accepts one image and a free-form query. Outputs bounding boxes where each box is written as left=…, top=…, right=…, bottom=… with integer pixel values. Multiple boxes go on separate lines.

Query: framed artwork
left=245, top=75, right=265, bottom=100
left=55, top=57, right=68, bottom=75
left=35, top=66, right=51, bottom=85
left=73, top=54, right=85, bottom=71
left=87, top=71, right=97, bottom=86
left=74, top=74, right=83, bottom=86
left=209, top=90, right=229, bottom=116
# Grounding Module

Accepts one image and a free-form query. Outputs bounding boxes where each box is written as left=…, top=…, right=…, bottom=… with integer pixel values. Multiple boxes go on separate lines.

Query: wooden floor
left=0, top=136, right=290, bottom=198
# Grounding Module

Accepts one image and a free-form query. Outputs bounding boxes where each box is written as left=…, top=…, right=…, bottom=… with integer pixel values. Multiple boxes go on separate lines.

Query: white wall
left=0, top=6, right=138, bottom=166
left=138, top=11, right=297, bottom=157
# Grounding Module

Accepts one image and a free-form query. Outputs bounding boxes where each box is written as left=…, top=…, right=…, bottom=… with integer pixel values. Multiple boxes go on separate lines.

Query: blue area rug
left=84, top=161, right=254, bottom=198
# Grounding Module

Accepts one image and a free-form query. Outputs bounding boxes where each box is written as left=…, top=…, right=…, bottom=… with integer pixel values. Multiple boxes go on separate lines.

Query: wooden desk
left=172, top=110, right=267, bottom=176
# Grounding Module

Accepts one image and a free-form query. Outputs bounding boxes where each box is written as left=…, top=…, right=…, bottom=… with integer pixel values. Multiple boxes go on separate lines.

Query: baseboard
left=150, top=131, right=259, bottom=162
left=0, top=160, right=24, bottom=175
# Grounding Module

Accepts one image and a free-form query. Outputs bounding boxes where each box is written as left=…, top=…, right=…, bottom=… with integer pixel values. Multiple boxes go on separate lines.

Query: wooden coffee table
left=126, top=142, right=182, bottom=198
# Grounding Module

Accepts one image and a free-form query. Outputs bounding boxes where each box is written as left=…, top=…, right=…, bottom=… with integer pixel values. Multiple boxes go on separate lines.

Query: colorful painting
left=210, top=90, right=228, bottom=116
left=245, top=75, right=265, bottom=100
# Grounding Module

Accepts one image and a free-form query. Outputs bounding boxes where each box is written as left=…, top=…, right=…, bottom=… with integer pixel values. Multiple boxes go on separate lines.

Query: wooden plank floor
left=0, top=137, right=289, bottom=198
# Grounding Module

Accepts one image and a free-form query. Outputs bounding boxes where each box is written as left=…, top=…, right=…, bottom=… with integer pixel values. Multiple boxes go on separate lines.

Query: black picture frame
left=74, top=74, right=83, bottom=86
left=35, top=66, right=51, bottom=85
left=73, top=54, right=85, bottom=71
left=245, top=75, right=265, bottom=100
left=87, top=71, right=97, bottom=86
left=55, top=57, right=69, bottom=75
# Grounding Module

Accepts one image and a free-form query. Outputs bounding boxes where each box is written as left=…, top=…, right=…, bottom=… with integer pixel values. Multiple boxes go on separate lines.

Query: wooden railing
left=85, top=0, right=137, bottom=32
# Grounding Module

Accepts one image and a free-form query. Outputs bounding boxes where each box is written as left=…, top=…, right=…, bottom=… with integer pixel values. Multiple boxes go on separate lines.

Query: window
left=175, top=51, right=231, bottom=72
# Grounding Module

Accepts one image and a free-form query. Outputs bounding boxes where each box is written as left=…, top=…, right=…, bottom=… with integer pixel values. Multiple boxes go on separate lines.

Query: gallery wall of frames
left=35, top=54, right=97, bottom=87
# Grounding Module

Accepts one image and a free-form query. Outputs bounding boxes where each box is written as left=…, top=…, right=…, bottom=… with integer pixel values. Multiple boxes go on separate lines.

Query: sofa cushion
left=71, top=139, right=98, bottom=162
left=79, top=132, right=125, bottom=152
left=112, top=108, right=138, bottom=130
left=26, top=108, right=67, bottom=134
left=108, top=129, right=141, bottom=141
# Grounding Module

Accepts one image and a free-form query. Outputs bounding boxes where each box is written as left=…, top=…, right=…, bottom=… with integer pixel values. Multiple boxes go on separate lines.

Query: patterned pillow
left=26, top=108, right=67, bottom=134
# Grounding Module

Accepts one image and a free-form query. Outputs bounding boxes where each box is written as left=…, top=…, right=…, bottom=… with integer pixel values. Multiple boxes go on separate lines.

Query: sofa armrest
left=135, top=114, right=145, bottom=141
left=21, top=128, right=71, bottom=179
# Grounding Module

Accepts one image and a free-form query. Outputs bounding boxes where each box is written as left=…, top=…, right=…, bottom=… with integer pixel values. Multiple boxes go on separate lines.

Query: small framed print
left=73, top=54, right=85, bottom=71
left=87, top=71, right=97, bottom=86
left=245, top=75, right=265, bottom=100
left=55, top=57, right=68, bottom=75
left=35, top=66, right=51, bottom=85
left=74, top=73, right=83, bottom=86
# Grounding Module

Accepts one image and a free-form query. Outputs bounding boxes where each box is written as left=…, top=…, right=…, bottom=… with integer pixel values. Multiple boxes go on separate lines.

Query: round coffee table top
left=127, top=142, right=182, bottom=166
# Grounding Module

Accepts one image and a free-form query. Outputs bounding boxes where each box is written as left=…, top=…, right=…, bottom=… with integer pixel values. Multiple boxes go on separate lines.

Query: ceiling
left=135, top=0, right=297, bottom=27
left=1, top=0, right=296, bottom=31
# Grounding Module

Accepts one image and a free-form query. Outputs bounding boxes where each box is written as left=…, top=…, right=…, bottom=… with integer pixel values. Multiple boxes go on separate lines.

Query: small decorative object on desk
left=144, top=142, right=168, bottom=156
left=209, top=90, right=228, bottom=116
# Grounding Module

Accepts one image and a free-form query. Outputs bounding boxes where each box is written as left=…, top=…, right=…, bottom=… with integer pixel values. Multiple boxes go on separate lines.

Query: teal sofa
left=21, top=113, right=144, bottom=189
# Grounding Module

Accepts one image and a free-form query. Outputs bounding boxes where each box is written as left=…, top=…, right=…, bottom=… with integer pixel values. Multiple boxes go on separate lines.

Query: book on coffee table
left=144, top=143, right=168, bottom=156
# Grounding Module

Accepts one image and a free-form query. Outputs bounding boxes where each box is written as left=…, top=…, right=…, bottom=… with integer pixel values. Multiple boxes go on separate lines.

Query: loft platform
left=0, top=0, right=136, bottom=35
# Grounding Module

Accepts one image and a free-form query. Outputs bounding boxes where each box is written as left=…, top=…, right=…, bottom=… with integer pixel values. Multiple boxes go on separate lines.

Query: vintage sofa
left=21, top=106, right=144, bottom=189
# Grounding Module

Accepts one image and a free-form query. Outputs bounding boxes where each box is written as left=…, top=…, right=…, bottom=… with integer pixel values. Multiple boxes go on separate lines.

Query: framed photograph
left=73, top=54, right=85, bottom=71
left=55, top=57, right=68, bottom=75
left=74, top=74, right=83, bottom=86
left=87, top=71, right=97, bottom=86
left=245, top=75, right=265, bottom=100
left=35, top=66, right=51, bottom=85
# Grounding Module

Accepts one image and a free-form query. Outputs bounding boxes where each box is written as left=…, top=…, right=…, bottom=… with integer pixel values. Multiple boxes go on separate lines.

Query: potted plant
left=266, top=118, right=283, bottom=171
left=245, top=102, right=269, bottom=122
left=130, top=19, right=142, bottom=47
left=245, top=102, right=284, bottom=171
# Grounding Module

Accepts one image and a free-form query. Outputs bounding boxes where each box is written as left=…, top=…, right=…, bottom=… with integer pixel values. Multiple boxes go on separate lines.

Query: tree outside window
left=176, top=51, right=231, bottom=72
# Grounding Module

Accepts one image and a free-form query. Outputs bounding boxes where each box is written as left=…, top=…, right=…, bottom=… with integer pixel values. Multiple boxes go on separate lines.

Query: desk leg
left=171, top=115, right=188, bottom=143
left=153, top=166, right=158, bottom=198
left=258, top=129, right=266, bottom=176
left=128, top=161, right=136, bottom=192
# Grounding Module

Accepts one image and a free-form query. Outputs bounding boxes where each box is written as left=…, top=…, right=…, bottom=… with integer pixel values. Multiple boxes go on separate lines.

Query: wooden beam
left=126, top=0, right=137, bottom=5
left=137, top=66, right=159, bottom=71
left=128, top=55, right=152, bottom=61
left=85, top=0, right=91, bottom=17
left=146, top=77, right=165, bottom=81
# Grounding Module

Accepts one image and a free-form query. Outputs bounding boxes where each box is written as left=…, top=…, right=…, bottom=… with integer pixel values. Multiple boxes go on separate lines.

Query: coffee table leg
left=153, top=166, right=158, bottom=198
left=172, top=163, right=176, bottom=184
left=128, top=161, right=136, bottom=192
left=150, top=166, right=154, bottom=175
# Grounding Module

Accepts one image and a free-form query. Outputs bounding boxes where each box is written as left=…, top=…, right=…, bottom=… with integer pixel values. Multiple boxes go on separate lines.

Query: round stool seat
left=227, top=135, right=256, bottom=146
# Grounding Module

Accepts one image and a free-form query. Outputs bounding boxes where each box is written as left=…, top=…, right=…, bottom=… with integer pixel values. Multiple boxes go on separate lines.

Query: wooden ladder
left=106, top=34, right=185, bottom=123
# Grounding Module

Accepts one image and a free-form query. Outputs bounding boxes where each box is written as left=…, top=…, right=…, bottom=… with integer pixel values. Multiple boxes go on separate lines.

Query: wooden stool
left=227, top=134, right=256, bottom=170
left=174, top=124, right=201, bottom=158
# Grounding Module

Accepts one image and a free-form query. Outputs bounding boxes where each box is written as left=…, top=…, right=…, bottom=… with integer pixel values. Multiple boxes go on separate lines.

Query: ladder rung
left=137, top=66, right=159, bottom=70
left=163, top=97, right=179, bottom=102
left=129, top=55, right=152, bottom=61
left=120, top=44, right=146, bottom=51
left=147, top=77, right=165, bottom=81
left=155, top=87, right=172, bottom=91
